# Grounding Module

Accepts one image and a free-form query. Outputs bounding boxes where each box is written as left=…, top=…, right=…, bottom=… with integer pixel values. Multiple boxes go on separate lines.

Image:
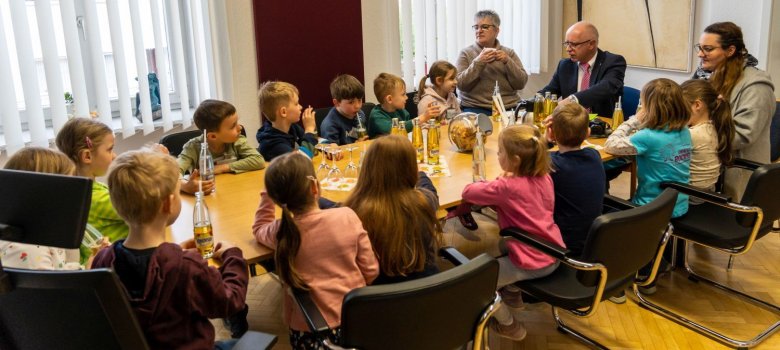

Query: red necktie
left=580, top=62, right=591, bottom=91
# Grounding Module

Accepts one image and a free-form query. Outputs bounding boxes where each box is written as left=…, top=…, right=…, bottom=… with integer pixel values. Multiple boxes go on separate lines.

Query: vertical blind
left=0, top=0, right=214, bottom=156
left=398, top=0, right=542, bottom=90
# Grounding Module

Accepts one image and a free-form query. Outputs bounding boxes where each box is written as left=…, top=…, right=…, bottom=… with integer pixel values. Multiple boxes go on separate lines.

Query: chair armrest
left=291, top=288, right=331, bottom=334
left=439, top=246, right=470, bottom=266
left=728, top=157, right=763, bottom=171
left=499, top=227, right=569, bottom=261
left=603, top=194, right=637, bottom=211
left=660, top=181, right=730, bottom=204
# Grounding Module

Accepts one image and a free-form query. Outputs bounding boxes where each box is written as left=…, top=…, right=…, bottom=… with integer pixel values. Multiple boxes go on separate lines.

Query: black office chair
left=406, top=91, right=418, bottom=117
left=159, top=129, right=202, bottom=157
left=292, top=248, right=501, bottom=350
left=361, top=102, right=376, bottom=118
left=770, top=100, right=779, bottom=162
left=635, top=160, right=780, bottom=349
left=500, top=188, right=678, bottom=349
left=0, top=170, right=276, bottom=350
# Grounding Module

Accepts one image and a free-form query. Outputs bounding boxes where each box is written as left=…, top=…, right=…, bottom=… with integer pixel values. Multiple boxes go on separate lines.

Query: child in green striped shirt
left=56, top=118, right=128, bottom=253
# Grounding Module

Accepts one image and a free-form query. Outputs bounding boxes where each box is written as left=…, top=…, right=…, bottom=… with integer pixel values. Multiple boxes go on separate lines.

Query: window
left=0, top=0, right=216, bottom=154
left=398, top=0, right=542, bottom=89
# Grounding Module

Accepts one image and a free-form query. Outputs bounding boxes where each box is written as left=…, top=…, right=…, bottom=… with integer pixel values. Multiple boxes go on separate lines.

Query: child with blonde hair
left=450, top=125, right=564, bottom=341
left=256, top=81, right=319, bottom=161
left=92, top=149, right=248, bottom=349
left=253, top=152, right=378, bottom=347
left=416, top=60, right=461, bottom=123
left=55, top=118, right=128, bottom=244
left=0, top=147, right=102, bottom=270
left=368, top=73, right=439, bottom=138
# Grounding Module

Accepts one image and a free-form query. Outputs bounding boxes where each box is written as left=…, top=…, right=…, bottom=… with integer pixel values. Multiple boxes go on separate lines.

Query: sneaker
left=608, top=292, right=626, bottom=304
left=223, top=305, right=249, bottom=338
left=499, top=286, right=525, bottom=310
left=489, top=317, right=527, bottom=341
left=638, top=284, right=657, bottom=295
left=458, top=213, right=479, bottom=231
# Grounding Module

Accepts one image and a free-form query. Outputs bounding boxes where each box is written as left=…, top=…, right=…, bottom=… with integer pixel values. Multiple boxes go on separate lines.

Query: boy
left=367, top=73, right=437, bottom=138
left=92, top=150, right=249, bottom=349
left=178, top=99, right=265, bottom=194
left=256, top=81, right=318, bottom=161
left=544, top=103, right=605, bottom=257
left=321, top=74, right=368, bottom=145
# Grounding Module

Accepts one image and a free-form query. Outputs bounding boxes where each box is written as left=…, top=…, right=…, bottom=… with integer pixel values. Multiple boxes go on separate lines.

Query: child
left=252, top=152, right=378, bottom=347
left=367, top=73, right=439, bottom=138
left=321, top=74, right=368, bottom=145
left=681, top=79, right=735, bottom=192
left=91, top=150, right=248, bottom=349
left=416, top=60, right=461, bottom=123
left=604, top=78, right=691, bottom=218
left=256, top=81, right=319, bottom=161
left=55, top=117, right=128, bottom=244
left=0, top=147, right=103, bottom=270
left=452, top=125, right=564, bottom=341
left=178, top=99, right=266, bottom=194
left=344, top=135, right=441, bottom=284
left=545, top=103, right=605, bottom=257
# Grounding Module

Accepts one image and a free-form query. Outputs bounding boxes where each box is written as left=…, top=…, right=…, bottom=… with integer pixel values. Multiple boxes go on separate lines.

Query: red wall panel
left=253, top=0, right=365, bottom=110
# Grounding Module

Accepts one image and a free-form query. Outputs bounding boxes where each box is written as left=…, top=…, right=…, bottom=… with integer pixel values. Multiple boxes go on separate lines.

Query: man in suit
left=542, top=22, right=626, bottom=117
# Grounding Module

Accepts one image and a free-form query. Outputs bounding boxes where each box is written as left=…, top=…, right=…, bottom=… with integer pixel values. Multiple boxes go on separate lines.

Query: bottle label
left=193, top=225, right=214, bottom=258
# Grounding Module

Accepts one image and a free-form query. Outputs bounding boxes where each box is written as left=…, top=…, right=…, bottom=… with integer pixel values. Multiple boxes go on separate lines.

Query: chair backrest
left=770, top=100, right=779, bottom=162
left=579, top=188, right=677, bottom=286
left=314, top=107, right=332, bottom=134
left=0, top=268, right=149, bottom=350
left=159, top=129, right=202, bottom=157
left=340, top=254, right=498, bottom=350
left=740, top=162, right=780, bottom=228
left=622, top=86, right=640, bottom=118
left=405, top=91, right=418, bottom=117
left=361, top=102, right=376, bottom=119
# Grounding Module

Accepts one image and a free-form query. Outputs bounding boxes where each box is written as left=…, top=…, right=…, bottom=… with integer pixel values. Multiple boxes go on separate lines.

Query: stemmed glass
left=344, top=146, right=359, bottom=178
left=315, top=144, right=330, bottom=180
left=327, top=145, right=342, bottom=181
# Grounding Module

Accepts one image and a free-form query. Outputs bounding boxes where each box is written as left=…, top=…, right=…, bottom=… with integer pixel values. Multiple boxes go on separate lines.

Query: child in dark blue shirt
left=321, top=74, right=368, bottom=145
left=545, top=103, right=605, bottom=256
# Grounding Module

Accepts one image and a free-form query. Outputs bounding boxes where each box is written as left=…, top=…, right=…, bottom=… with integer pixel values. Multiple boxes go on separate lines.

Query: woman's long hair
left=681, top=79, right=735, bottom=165
left=264, top=153, right=318, bottom=289
left=344, top=135, right=441, bottom=277
left=704, top=22, right=747, bottom=100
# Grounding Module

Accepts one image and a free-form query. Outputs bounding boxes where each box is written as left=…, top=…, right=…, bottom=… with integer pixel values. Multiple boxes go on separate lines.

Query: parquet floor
left=213, top=172, right=780, bottom=349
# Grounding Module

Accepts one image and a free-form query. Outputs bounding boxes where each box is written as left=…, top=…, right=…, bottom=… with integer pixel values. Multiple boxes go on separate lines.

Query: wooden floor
left=212, top=172, right=780, bottom=349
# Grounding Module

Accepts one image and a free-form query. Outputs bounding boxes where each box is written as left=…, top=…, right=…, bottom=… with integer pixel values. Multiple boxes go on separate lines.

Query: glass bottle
left=391, top=118, right=400, bottom=135
left=492, top=80, right=501, bottom=122
left=427, top=120, right=440, bottom=165
left=472, top=125, right=486, bottom=182
left=198, top=130, right=216, bottom=193
left=532, top=93, right=545, bottom=132
left=551, top=94, right=559, bottom=112
left=612, top=99, right=624, bottom=129
left=193, top=191, right=214, bottom=259
left=412, top=118, right=424, bottom=163
left=398, top=120, right=407, bottom=136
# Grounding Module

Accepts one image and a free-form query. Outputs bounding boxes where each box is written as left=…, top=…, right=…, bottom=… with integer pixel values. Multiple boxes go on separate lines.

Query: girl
left=452, top=125, right=564, bottom=341
left=0, top=147, right=107, bottom=269
left=344, top=135, right=442, bottom=284
left=605, top=78, right=692, bottom=218
left=252, top=152, right=378, bottom=348
left=55, top=117, right=127, bottom=244
left=416, top=60, right=461, bottom=123
left=681, top=79, right=735, bottom=193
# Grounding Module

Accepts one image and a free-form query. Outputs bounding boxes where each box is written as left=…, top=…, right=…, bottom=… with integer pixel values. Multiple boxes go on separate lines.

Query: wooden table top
left=168, top=120, right=613, bottom=263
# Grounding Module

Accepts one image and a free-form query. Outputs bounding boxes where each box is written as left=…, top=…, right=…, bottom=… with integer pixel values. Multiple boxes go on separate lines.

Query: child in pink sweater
left=252, top=152, right=379, bottom=348
left=451, top=124, right=564, bottom=342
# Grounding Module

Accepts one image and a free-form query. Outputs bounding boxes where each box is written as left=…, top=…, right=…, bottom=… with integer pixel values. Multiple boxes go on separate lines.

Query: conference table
left=168, top=120, right=618, bottom=267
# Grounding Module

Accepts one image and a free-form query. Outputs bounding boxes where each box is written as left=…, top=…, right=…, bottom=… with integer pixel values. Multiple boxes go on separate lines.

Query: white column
left=127, top=0, right=154, bottom=134
left=106, top=0, right=135, bottom=137
left=0, top=10, right=25, bottom=155
left=59, top=0, right=89, bottom=118
left=9, top=0, right=48, bottom=147
left=83, top=0, right=114, bottom=127
left=34, top=0, right=67, bottom=134
left=167, top=0, right=192, bottom=129
left=150, top=0, right=173, bottom=131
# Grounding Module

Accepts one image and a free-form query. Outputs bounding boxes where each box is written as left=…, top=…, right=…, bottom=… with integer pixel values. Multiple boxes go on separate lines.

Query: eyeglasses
left=472, top=24, right=496, bottom=31
left=563, top=40, right=593, bottom=48
left=694, top=44, right=721, bottom=54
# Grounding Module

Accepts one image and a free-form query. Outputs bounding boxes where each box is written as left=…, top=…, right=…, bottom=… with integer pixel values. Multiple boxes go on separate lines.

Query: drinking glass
left=315, top=144, right=330, bottom=180
left=327, top=146, right=342, bottom=181
left=344, top=146, right=359, bottom=178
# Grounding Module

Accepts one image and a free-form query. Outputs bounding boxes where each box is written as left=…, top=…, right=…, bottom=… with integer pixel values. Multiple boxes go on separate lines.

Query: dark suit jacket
left=540, top=49, right=626, bottom=117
